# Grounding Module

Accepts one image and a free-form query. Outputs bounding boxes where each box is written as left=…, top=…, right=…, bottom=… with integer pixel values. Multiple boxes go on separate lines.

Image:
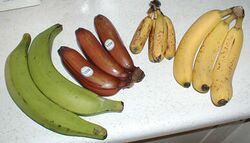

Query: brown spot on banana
left=130, top=16, right=153, bottom=54
left=163, top=15, right=176, bottom=60
left=148, top=15, right=156, bottom=63
left=151, top=10, right=165, bottom=62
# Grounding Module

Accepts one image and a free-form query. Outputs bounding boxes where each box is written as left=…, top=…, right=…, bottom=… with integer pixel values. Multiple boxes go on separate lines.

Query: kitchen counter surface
left=0, top=0, right=249, bottom=142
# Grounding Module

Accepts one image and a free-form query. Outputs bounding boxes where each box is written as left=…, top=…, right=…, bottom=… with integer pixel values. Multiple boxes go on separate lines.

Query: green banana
left=28, top=24, right=124, bottom=116
left=5, top=33, right=107, bottom=139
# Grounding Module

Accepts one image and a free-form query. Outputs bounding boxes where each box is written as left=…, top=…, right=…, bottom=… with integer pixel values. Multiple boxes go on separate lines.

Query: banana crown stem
left=235, top=17, right=243, bottom=29
left=224, top=14, right=236, bottom=24
left=233, top=6, right=245, bottom=18
left=20, top=33, right=31, bottom=52
left=220, top=8, right=233, bottom=17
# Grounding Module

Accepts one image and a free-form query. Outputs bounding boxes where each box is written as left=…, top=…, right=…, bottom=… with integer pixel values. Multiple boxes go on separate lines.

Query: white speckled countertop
left=0, top=0, right=250, bottom=143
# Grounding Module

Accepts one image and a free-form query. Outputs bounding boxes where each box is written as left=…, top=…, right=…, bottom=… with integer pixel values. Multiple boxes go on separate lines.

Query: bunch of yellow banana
left=130, top=0, right=176, bottom=62
left=210, top=7, right=244, bottom=107
left=174, top=6, right=244, bottom=106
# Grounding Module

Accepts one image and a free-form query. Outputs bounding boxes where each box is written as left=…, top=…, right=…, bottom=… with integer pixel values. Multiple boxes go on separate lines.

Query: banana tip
left=131, top=67, right=145, bottom=83
left=56, top=23, right=63, bottom=27
left=217, top=99, right=228, bottom=107
left=95, top=14, right=104, bottom=19
left=57, top=46, right=67, bottom=55
left=75, top=27, right=85, bottom=34
left=130, top=47, right=141, bottom=54
left=95, top=128, right=107, bottom=140
left=154, top=55, right=162, bottom=63
left=120, top=101, right=124, bottom=112
left=167, top=57, right=173, bottom=60
left=183, top=82, right=190, bottom=88
left=103, top=133, right=108, bottom=139
left=201, top=84, right=209, bottom=92
left=23, top=33, right=31, bottom=41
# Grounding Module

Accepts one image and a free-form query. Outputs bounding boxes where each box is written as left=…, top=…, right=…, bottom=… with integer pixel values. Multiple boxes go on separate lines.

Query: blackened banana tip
left=131, top=67, right=145, bottom=83
left=103, top=133, right=108, bottom=140
left=218, top=99, right=228, bottom=107
left=75, top=27, right=87, bottom=34
left=201, top=84, right=209, bottom=92
left=55, top=23, right=62, bottom=27
left=75, top=28, right=81, bottom=34
left=242, top=7, right=245, bottom=18
left=57, top=46, right=66, bottom=55
left=53, top=24, right=63, bottom=31
left=184, top=82, right=190, bottom=88
left=154, top=55, right=162, bottom=63
left=121, top=101, right=124, bottom=112
left=95, top=14, right=104, bottom=19
left=167, top=57, right=173, bottom=60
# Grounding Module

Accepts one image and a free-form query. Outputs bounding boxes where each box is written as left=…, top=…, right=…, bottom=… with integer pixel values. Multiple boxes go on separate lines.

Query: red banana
left=75, top=28, right=130, bottom=81
left=81, top=80, right=120, bottom=96
left=94, top=14, right=145, bottom=83
left=58, top=46, right=128, bottom=96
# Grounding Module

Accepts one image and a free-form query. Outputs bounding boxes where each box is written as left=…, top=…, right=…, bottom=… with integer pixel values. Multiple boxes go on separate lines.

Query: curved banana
left=148, top=15, right=156, bottom=62
left=161, top=14, right=168, bottom=60
left=192, top=14, right=236, bottom=93
left=211, top=17, right=244, bottom=106
left=5, top=34, right=107, bottom=139
left=130, top=15, right=153, bottom=54
left=163, top=15, right=176, bottom=60
left=173, top=8, right=232, bottom=88
left=148, top=10, right=166, bottom=63
left=58, top=46, right=124, bottom=96
left=28, top=24, right=124, bottom=115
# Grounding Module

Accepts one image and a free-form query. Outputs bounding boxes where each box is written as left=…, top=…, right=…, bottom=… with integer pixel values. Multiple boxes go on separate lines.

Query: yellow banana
left=148, top=21, right=155, bottom=63
left=163, top=15, right=176, bottom=60
left=192, top=14, right=236, bottom=93
left=130, top=15, right=153, bottom=54
left=173, top=8, right=232, bottom=88
left=211, top=17, right=244, bottom=106
left=161, top=14, right=168, bottom=59
left=148, top=10, right=166, bottom=63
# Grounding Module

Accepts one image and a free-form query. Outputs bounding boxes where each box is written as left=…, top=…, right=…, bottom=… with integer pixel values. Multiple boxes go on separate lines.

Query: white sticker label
left=104, top=39, right=115, bottom=51
left=80, top=66, right=93, bottom=77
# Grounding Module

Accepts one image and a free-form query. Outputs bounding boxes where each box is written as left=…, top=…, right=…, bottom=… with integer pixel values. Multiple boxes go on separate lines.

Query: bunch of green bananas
left=173, top=6, right=245, bottom=106
left=5, top=24, right=124, bottom=139
left=130, top=0, right=176, bottom=62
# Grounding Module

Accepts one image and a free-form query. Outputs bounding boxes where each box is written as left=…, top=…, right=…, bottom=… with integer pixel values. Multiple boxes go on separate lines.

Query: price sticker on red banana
left=81, top=66, right=94, bottom=77
left=104, top=39, right=115, bottom=51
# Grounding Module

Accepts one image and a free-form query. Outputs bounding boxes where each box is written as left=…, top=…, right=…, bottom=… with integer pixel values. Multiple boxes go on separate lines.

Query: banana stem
left=233, top=6, right=245, bottom=18
left=220, top=8, right=233, bottom=17
left=224, top=14, right=236, bottom=24
left=102, top=100, right=124, bottom=113
left=150, top=0, right=161, bottom=9
left=235, top=17, right=243, bottom=29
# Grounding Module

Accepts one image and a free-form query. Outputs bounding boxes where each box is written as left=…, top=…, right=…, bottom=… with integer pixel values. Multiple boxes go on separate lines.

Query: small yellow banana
left=148, top=20, right=155, bottom=62
left=211, top=16, right=244, bottom=106
left=148, top=10, right=166, bottom=63
left=161, top=14, right=168, bottom=60
left=163, top=15, right=176, bottom=60
left=173, top=8, right=232, bottom=88
left=192, top=14, right=236, bottom=93
left=130, top=15, right=153, bottom=54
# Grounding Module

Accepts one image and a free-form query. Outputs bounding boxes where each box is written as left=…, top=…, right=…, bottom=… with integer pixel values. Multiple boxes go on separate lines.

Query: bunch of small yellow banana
left=173, top=6, right=245, bottom=106
left=130, top=0, right=176, bottom=62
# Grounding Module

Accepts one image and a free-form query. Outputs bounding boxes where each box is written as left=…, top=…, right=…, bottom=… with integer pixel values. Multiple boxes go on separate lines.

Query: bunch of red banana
left=58, top=15, right=145, bottom=96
